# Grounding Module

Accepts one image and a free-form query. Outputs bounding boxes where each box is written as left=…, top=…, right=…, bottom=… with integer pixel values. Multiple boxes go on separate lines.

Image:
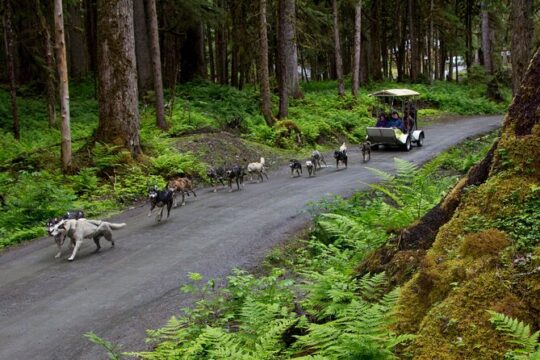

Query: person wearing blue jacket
left=387, top=111, right=404, bottom=131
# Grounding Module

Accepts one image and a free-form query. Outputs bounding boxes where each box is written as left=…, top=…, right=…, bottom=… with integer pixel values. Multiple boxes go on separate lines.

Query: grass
left=0, top=79, right=508, bottom=247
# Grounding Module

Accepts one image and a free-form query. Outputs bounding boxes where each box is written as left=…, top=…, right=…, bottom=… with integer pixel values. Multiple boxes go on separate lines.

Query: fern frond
left=359, top=272, right=387, bottom=302
left=84, top=332, right=122, bottom=360
left=489, top=310, right=540, bottom=356
left=394, top=158, right=419, bottom=179
left=365, top=166, right=395, bottom=183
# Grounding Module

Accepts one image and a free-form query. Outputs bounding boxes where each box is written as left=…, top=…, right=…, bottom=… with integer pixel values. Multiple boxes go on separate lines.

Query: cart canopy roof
left=369, top=89, right=420, bottom=97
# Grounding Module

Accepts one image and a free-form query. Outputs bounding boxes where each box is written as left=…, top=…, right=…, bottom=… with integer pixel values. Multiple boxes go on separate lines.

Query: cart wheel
left=404, top=136, right=412, bottom=151
left=417, top=133, right=424, bottom=147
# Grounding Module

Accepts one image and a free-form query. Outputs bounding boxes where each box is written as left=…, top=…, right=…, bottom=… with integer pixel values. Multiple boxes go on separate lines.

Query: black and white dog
left=46, top=210, right=85, bottom=258
left=207, top=166, right=226, bottom=192
left=289, top=159, right=302, bottom=177
left=334, top=150, right=348, bottom=169
left=306, top=160, right=315, bottom=177
left=225, top=165, right=246, bottom=192
left=311, top=150, right=327, bottom=169
left=147, top=186, right=174, bottom=222
left=361, top=141, right=371, bottom=162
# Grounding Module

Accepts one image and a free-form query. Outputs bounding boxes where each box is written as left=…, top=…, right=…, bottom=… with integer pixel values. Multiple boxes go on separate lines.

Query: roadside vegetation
left=0, top=80, right=508, bottom=247
left=82, top=132, right=498, bottom=359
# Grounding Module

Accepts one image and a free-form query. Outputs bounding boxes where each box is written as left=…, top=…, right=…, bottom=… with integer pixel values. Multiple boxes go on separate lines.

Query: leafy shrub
left=150, top=151, right=206, bottom=179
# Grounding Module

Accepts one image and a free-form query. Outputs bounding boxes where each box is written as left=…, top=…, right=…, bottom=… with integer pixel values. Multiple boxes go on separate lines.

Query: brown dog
left=168, top=177, right=197, bottom=207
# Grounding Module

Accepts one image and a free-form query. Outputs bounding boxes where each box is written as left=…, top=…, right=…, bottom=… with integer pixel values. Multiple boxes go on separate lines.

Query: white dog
left=340, top=142, right=347, bottom=154
left=51, top=219, right=126, bottom=261
left=247, top=157, right=269, bottom=183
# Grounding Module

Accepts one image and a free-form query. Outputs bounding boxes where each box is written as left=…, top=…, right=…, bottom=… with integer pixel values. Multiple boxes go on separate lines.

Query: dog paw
left=68, top=257, right=74, bottom=261
left=55, top=253, right=61, bottom=259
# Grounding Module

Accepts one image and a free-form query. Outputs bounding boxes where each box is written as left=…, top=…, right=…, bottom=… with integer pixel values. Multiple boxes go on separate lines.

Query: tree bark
left=258, top=0, right=274, bottom=125
left=277, top=0, right=288, bottom=117
left=510, top=0, right=533, bottom=94
left=481, top=3, right=492, bottom=74
left=96, top=0, right=141, bottom=157
left=408, top=0, right=419, bottom=81
left=54, top=0, right=72, bottom=170
left=332, top=0, right=344, bottom=96
left=37, top=0, right=57, bottom=128
left=146, top=0, right=166, bottom=130
left=133, top=0, right=153, bottom=97
left=278, top=0, right=302, bottom=99
left=85, top=0, right=98, bottom=74
left=369, top=0, right=382, bottom=81
left=67, top=2, right=90, bottom=80
left=207, top=25, right=216, bottom=82
left=352, top=0, right=362, bottom=96
left=2, top=0, right=20, bottom=140
left=216, top=19, right=227, bottom=85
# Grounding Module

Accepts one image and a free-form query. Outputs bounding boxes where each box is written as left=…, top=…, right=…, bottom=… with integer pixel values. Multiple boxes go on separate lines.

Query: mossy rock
left=459, top=229, right=509, bottom=258
left=410, top=271, right=513, bottom=359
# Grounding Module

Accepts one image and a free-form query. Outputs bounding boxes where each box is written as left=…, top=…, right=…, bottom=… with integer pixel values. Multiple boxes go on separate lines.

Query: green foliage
left=365, top=158, right=455, bottom=231
left=463, top=189, right=540, bottom=250
left=150, top=151, right=206, bottom=179
left=294, top=275, right=413, bottom=359
left=488, top=311, right=540, bottom=359
left=84, top=332, right=123, bottom=360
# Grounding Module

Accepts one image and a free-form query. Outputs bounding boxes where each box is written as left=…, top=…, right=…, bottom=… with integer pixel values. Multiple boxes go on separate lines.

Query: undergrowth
left=0, top=78, right=505, bottom=247
left=85, top=133, right=497, bottom=359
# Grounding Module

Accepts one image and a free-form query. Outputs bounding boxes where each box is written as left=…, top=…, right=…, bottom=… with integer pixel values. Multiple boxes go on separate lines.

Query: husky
left=310, top=150, right=327, bottom=169
left=46, top=210, right=85, bottom=258
left=50, top=218, right=126, bottom=261
left=306, top=160, right=315, bottom=177
left=247, top=157, right=269, bottom=183
left=168, top=177, right=197, bottom=207
left=289, top=159, right=302, bottom=177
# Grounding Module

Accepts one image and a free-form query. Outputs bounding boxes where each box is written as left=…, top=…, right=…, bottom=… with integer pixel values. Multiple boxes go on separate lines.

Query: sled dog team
left=47, top=143, right=371, bottom=261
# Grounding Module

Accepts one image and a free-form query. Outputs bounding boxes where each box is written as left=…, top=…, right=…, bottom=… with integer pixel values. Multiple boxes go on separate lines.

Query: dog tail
left=109, top=222, right=127, bottom=230
left=260, top=157, right=265, bottom=166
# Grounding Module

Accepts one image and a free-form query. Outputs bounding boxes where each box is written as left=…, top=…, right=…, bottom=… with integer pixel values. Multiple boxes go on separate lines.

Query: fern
left=489, top=311, right=540, bottom=359
left=295, top=273, right=413, bottom=359
left=84, top=332, right=122, bottom=360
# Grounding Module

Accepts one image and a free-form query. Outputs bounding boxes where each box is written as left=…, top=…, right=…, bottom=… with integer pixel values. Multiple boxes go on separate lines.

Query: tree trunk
left=161, top=2, right=179, bottom=89
left=352, top=0, right=362, bottom=96
left=54, top=0, right=72, bottom=170
left=481, top=3, right=492, bottom=74
left=277, top=0, right=289, bottom=118
left=465, top=0, right=473, bottom=69
left=369, top=0, right=382, bottom=81
left=428, top=0, right=433, bottom=82
left=216, top=20, right=227, bottom=85
left=332, top=0, right=344, bottom=96
left=37, top=0, right=57, bottom=127
left=448, top=53, right=453, bottom=81
left=278, top=0, right=302, bottom=99
left=207, top=25, right=216, bottom=82
left=133, top=0, right=153, bottom=97
left=146, top=0, right=166, bottom=130
left=85, top=0, right=98, bottom=74
left=258, top=0, right=274, bottom=125
left=96, top=0, right=141, bottom=157
left=67, top=2, right=90, bottom=80
left=408, top=0, right=419, bottom=81
left=2, top=0, right=20, bottom=140
left=510, top=0, right=533, bottom=94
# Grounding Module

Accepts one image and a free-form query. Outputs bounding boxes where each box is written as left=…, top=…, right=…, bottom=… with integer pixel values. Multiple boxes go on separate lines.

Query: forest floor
left=0, top=115, right=502, bottom=359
